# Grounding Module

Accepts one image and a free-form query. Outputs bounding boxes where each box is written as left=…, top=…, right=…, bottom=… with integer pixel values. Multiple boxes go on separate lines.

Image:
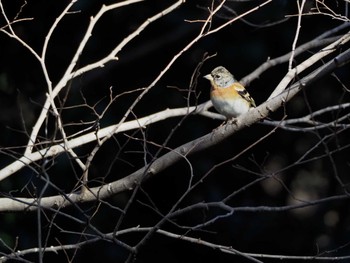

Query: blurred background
left=0, top=0, right=350, bottom=262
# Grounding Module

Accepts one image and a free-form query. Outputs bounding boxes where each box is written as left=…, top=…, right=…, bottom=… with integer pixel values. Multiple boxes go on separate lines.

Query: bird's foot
left=227, top=118, right=238, bottom=125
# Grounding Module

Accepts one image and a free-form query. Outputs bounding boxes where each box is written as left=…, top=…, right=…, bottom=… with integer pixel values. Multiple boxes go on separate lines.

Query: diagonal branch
left=1, top=46, right=350, bottom=212
left=0, top=0, right=270, bottom=182
left=268, top=30, right=350, bottom=99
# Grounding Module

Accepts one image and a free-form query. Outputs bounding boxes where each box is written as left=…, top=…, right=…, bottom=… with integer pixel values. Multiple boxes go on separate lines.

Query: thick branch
left=1, top=47, right=350, bottom=212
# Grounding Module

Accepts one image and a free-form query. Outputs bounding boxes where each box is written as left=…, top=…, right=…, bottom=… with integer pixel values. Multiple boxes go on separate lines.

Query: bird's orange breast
left=210, top=84, right=241, bottom=99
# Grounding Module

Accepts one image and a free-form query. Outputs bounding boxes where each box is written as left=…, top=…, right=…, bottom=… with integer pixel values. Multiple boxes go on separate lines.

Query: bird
left=204, top=66, right=256, bottom=119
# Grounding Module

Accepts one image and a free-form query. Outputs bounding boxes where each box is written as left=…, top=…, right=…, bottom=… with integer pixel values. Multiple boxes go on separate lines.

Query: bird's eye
left=214, top=74, right=221, bottom=79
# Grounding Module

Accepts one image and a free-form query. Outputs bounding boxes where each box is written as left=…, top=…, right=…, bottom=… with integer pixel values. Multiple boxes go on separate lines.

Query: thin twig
left=289, top=0, right=306, bottom=70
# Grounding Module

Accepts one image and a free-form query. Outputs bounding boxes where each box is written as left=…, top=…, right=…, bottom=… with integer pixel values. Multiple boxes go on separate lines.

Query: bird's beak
left=203, top=74, right=213, bottom=80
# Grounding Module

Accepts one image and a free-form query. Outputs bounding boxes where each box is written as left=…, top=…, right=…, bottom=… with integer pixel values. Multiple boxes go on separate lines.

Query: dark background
left=0, top=0, right=350, bottom=262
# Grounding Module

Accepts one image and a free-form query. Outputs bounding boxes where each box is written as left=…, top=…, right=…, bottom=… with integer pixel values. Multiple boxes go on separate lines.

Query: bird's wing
left=234, top=83, right=256, bottom=107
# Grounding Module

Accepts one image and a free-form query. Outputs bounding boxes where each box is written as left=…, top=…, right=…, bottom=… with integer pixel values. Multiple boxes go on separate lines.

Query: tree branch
left=1, top=46, right=350, bottom=212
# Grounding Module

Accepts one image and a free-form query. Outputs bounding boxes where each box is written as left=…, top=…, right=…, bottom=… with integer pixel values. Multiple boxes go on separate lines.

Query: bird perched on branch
left=204, top=66, right=256, bottom=120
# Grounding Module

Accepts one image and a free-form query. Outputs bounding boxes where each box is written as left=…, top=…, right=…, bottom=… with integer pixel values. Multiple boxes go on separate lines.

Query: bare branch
left=1, top=45, right=350, bottom=212
left=289, top=0, right=307, bottom=70
left=268, top=31, right=350, bottom=100
left=1, top=1, right=350, bottom=261
left=262, top=103, right=350, bottom=131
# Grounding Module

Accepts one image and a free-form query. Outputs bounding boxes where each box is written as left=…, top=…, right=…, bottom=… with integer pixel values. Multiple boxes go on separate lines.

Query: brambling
left=204, top=66, right=256, bottom=119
